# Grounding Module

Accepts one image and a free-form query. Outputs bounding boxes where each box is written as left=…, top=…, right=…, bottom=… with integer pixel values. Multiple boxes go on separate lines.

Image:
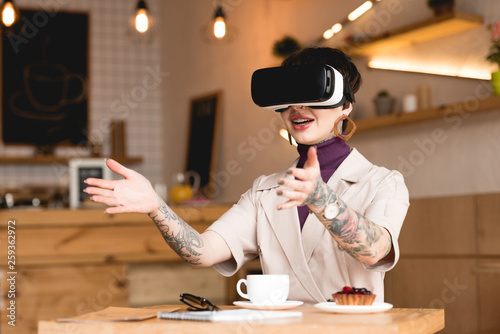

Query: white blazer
left=207, top=148, right=409, bottom=305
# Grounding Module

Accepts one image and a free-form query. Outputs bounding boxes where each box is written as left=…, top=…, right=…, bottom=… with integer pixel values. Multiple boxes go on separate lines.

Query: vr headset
left=251, top=64, right=354, bottom=112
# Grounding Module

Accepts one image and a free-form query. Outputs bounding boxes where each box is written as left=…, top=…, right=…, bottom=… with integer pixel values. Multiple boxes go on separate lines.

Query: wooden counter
left=0, top=206, right=231, bottom=266
left=38, top=306, right=445, bottom=334
left=0, top=205, right=232, bottom=334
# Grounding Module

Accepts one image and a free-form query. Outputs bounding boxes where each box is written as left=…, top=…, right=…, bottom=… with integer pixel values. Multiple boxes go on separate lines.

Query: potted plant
left=373, top=90, right=395, bottom=116
left=272, top=35, right=301, bottom=58
left=427, top=0, right=455, bottom=16
left=487, top=22, right=500, bottom=95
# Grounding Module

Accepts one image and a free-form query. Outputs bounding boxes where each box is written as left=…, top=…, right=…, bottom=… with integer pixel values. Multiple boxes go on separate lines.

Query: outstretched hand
left=276, top=146, right=327, bottom=213
left=84, top=159, right=158, bottom=214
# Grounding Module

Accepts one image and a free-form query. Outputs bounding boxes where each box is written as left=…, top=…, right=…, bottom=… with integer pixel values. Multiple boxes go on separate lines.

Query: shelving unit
left=356, top=95, right=500, bottom=133
left=337, top=10, right=492, bottom=133
left=348, top=11, right=484, bottom=57
left=0, top=155, right=142, bottom=165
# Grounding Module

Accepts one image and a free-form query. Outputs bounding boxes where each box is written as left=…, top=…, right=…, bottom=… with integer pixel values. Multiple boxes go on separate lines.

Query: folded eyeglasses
left=179, top=293, right=221, bottom=312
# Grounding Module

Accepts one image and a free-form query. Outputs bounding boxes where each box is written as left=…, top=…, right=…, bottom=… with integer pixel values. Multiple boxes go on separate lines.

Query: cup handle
left=64, top=73, right=86, bottom=104
left=186, top=171, right=200, bottom=194
left=236, top=278, right=249, bottom=300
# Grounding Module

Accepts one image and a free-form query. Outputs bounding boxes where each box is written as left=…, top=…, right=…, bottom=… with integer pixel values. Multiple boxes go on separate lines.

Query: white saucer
left=233, top=300, right=304, bottom=310
left=314, top=302, right=393, bottom=314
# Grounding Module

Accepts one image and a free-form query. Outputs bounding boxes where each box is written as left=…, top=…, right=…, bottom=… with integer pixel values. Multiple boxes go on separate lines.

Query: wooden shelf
left=0, top=156, right=143, bottom=165
left=349, top=11, right=483, bottom=57
left=356, top=95, right=500, bottom=133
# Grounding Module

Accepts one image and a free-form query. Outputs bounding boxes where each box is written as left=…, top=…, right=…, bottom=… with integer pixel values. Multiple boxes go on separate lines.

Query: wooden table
left=38, top=306, right=445, bottom=334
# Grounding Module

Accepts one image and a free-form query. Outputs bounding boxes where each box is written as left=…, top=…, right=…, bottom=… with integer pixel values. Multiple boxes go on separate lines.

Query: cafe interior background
left=0, top=0, right=499, bottom=333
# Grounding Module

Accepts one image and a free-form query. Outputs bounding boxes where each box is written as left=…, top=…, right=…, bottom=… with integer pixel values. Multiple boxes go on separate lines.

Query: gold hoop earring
left=333, top=114, right=357, bottom=141
left=288, top=131, right=294, bottom=145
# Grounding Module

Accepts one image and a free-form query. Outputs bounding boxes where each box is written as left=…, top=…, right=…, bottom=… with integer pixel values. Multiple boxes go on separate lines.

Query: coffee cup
left=236, top=274, right=289, bottom=305
left=23, top=62, right=86, bottom=113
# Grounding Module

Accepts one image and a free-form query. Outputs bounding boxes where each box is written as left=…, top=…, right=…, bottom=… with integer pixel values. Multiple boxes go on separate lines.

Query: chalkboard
left=185, top=92, right=222, bottom=198
left=1, top=10, right=88, bottom=147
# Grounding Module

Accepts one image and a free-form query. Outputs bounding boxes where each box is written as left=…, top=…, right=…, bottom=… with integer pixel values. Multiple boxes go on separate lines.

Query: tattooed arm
left=147, top=196, right=231, bottom=267
left=304, top=181, right=392, bottom=265
left=277, top=147, right=392, bottom=265
left=84, top=159, right=231, bottom=268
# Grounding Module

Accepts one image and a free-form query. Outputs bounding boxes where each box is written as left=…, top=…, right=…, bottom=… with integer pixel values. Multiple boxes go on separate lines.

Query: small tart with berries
left=331, top=286, right=376, bottom=305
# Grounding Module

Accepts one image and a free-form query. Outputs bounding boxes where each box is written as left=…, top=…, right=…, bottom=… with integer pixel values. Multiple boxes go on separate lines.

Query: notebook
left=157, top=309, right=303, bottom=322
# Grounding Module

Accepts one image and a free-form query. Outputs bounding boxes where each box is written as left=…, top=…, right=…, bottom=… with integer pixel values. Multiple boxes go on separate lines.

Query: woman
left=85, top=47, right=409, bottom=305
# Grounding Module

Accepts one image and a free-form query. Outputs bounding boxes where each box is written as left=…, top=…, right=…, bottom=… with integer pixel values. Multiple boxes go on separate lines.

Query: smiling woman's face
left=280, top=104, right=352, bottom=145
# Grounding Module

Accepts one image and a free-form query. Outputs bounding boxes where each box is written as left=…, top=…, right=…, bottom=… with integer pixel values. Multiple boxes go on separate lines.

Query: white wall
left=160, top=0, right=500, bottom=202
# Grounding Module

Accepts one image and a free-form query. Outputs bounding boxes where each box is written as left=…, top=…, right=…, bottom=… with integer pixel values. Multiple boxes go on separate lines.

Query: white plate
left=314, top=302, right=393, bottom=314
left=233, top=300, right=304, bottom=310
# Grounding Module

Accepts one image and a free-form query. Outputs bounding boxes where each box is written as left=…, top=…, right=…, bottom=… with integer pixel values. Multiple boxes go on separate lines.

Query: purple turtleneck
left=296, top=137, right=351, bottom=230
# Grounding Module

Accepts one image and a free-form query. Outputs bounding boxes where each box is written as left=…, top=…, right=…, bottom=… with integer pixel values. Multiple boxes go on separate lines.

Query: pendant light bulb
left=135, top=8, right=149, bottom=33
left=213, top=6, right=226, bottom=39
left=134, top=0, right=151, bottom=33
left=1, top=0, right=19, bottom=28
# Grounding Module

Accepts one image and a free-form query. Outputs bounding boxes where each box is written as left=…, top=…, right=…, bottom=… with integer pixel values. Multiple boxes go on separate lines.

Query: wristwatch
left=322, top=200, right=340, bottom=220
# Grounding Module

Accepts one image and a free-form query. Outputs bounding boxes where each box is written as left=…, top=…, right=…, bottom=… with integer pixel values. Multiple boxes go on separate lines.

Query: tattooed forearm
left=325, top=202, right=392, bottom=263
left=148, top=196, right=204, bottom=266
left=310, top=182, right=392, bottom=264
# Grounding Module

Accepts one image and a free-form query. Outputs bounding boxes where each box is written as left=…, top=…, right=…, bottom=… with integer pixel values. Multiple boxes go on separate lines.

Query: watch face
left=324, top=202, right=340, bottom=219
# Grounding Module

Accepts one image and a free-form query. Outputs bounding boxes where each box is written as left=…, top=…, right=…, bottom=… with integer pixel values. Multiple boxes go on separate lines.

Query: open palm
left=84, top=159, right=158, bottom=214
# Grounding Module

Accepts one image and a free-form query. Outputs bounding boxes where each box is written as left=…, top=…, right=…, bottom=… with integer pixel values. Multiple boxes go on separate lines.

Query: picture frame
left=185, top=91, right=222, bottom=198
left=69, top=158, right=111, bottom=208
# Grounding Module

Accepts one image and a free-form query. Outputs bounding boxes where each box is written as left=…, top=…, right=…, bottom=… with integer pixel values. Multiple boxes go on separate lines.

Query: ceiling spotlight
left=332, top=23, right=343, bottom=33
left=323, top=29, right=334, bottom=40
left=323, top=23, right=343, bottom=40
left=348, top=1, right=373, bottom=21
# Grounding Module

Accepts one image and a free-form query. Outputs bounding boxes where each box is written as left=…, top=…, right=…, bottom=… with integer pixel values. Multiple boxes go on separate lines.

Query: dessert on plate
left=331, top=286, right=376, bottom=305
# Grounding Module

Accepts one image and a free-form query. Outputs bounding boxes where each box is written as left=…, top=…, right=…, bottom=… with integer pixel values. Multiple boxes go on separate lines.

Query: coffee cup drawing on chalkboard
left=8, top=60, right=86, bottom=120
left=1, top=9, right=88, bottom=147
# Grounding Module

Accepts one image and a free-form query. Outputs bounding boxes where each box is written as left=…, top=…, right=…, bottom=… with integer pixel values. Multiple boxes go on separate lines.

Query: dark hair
left=281, top=47, right=361, bottom=109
